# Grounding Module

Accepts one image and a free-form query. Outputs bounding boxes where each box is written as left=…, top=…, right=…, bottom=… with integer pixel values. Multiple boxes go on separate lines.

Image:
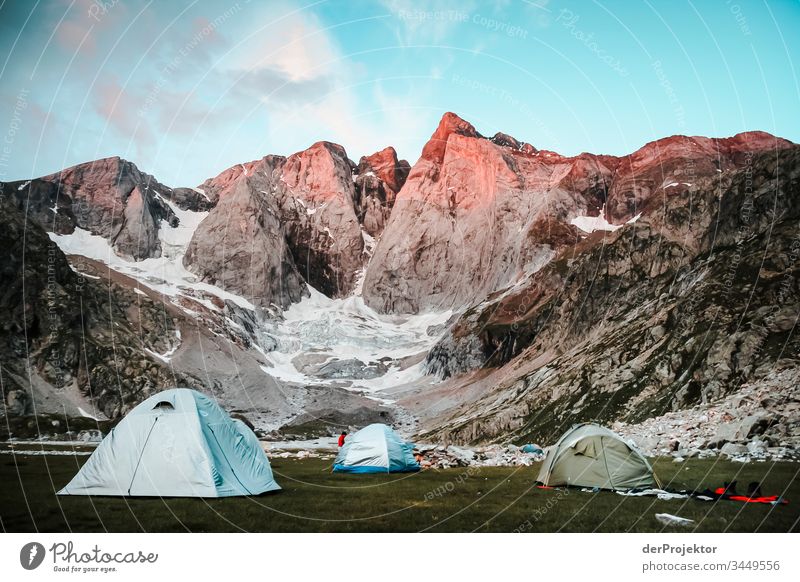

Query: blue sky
left=1, top=0, right=798, bottom=187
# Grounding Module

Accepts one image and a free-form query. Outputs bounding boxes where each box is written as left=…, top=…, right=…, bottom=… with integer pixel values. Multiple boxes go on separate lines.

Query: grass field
left=1, top=452, right=798, bottom=532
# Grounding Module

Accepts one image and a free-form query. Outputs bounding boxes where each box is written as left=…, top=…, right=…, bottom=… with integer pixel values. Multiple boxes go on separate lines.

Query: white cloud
left=226, top=4, right=339, bottom=82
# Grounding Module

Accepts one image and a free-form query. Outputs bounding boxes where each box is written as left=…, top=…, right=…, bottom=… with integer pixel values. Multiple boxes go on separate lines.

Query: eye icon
left=20, top=542, right=46, bottom=570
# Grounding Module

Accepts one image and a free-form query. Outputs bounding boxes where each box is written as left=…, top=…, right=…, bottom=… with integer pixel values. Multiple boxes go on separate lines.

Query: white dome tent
left=333, top=424, right=420, bottom=473
left=58, top=388, right=281, bottom=497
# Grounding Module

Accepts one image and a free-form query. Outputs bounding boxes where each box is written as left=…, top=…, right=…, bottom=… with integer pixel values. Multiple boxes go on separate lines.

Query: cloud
left=55, top=19, right=96, bottom=55
left=229, top=5, right=340, bottom=83
left=94, top=77, right=153, bottom=145
left=41, top=2, right=441, bottom=181
left=50, top=0, right=131, bottom=56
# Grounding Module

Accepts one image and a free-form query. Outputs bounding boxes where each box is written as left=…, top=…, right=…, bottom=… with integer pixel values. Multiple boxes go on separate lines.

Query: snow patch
left=77, top=407, right=100, bottom=420
left=47, top=219, right=255, bottom=312
left=145, top=343, right=179, bottom=363
left=570, top=205, right=621, bottom=233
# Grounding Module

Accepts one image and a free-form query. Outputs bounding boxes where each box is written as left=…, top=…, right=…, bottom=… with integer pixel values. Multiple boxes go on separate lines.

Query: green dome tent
left=536, top=423, right=660, bottom=491
left=58, top=388, right=281, bottom=497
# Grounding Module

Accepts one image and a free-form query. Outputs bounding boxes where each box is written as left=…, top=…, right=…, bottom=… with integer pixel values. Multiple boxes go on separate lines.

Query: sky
left=1, top=0, right=799, bottom=187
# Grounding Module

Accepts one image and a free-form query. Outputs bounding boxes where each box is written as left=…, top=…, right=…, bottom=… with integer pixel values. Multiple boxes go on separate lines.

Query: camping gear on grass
left=655, top=513, right=695, bottom=527
left=333, top=423, right=420, bottom=473
left=616, top=488, right=689, bottom=500
left=692, top=481, right=789, bottom=505
left=536, top=423, right=661, bottom=491
left=58, top=388, right=281, bottom=497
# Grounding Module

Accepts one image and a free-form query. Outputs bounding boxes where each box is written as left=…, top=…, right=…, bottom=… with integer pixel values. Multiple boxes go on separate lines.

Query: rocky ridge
left=5, top=157, right=182, bottom=260
left=363, top=113, right=792, bottom=315
left=412, top=144, right=799, bottom=446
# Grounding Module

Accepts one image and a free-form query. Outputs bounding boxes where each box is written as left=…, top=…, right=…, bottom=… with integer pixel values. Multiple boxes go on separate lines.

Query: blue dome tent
left=58, top=388, right=281, bottom=497
left=333, top=423, right=420, bottom=473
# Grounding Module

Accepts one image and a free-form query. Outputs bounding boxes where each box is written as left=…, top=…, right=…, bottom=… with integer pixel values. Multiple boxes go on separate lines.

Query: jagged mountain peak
left=357, top=146, right=410, bottom=192
left=420, top=111, right=482, bottom=163
left=302, top=140, right=351, bottom=159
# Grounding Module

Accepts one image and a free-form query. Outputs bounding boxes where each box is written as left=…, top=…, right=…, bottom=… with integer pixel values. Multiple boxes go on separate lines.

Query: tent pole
left=127, top=416, right=160, bottom=496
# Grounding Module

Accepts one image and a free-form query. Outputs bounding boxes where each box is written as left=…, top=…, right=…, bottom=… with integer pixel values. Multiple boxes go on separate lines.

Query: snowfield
left=260, top=284, right=452, bottom=394
left=46, top=203, right=255, bottom=311
left=48, top=202, right=453, bottom=401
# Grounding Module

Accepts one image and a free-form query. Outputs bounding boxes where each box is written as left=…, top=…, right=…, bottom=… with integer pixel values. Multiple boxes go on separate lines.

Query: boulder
left=710, top=413, right=773, bottom=446
left=5, top=390, right=30, bottom=416
left=720, top=442, right=748, bottom=457
left=746, top=438, right=768, bottom=455
left=314, top=358, right=389, bottom=380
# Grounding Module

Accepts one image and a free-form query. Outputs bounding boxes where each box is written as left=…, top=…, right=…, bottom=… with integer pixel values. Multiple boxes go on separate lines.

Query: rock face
left=353, top=147, right=410, bottom=237
left=416, top=145, right=800, bottom=445
left=362, top=112, right=608, bottom=314
left=363, top=113, right=795, bottom=316
left=0, top=196, right=188, bottom=419
left=183, top=160, right=308, bottom=310
left=185, top=141, right=403, bottom=307
left=604, top=131, right=795, bottom=222
left=4, top=157, right=178, bottom=260
left=278, top=141, right=365, bottom=297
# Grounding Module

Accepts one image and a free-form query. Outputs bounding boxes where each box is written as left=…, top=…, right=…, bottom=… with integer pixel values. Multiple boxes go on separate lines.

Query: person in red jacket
left=338, top=431, right=347, bottom=447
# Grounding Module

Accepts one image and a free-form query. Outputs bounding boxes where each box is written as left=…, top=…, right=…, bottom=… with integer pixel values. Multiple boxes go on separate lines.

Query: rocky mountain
left=4, top=157, right=183, bottom=260
left=362, top=113, right=792, bottom=315
left=1, top=112, right=797, bottom=453
left=410, top=145, right=799, bottom=445
left=0, top=194, right=187, bottom=419
left=0, top=149, right=400, bottom=435
left=362, top=112, right=611, bottom=314
left=183, top=155, right=309, bottom=311
left=184, top=142, right=407, bottom=309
